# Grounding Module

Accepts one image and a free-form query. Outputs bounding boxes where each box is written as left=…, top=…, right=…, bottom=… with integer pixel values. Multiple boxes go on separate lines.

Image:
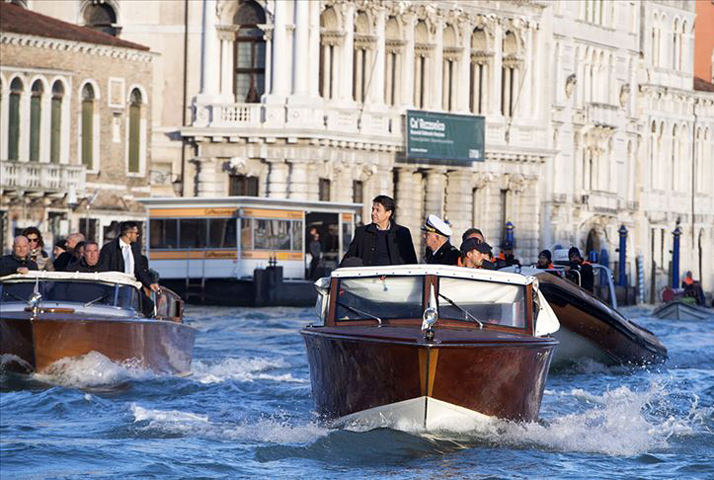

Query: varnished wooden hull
left=301, top=326, right=556, bottom=427
left=536, top=272, right=667, bottom=366
left=1, top=314, right=195, bottom=375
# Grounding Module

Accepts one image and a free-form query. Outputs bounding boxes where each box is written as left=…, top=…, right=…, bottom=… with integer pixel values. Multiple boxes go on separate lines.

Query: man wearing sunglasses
left=0, top=236, right=39, bottom=276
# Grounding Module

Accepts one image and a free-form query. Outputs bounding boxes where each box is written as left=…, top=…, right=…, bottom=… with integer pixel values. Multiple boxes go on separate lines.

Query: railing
left=0, top=159, right=85, bottom=193
left=586, top=102, right=621, bottom=128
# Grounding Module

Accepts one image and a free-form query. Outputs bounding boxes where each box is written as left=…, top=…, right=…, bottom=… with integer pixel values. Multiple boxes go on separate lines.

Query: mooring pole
left=671, top=226, right=682, bottom=289
left=618, top=224, right=628, bottom=287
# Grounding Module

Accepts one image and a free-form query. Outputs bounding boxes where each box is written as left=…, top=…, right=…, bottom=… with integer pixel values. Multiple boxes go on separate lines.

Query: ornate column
left=268, top=0, right=289, bottom=100
left=339, top=2, right=356, bottom=103
left=402, top=14, right=416, bottom=107
left=293, top=0, right=309, bottom=97
left=334, top=165, right=355, bottom=204
left=457, top=20, right=472, bottom=114
left=308, top=0, right=321, bottom=97
left=395, top=166, right=417, bottom=227
left=369, top=7, right=386, bottom=106
left=431, top=20, right=443, bottom=110
left=288, top=160, right=309, bottom=200
left=425, top=168, right=446, bottom=218
left=218, top=27, right=235, bottom=100
left=491, top=22, right=503, bottom=116
left=267, top=160, right=290, bottom=198
left=444, top=170, right=473, bottom=242
left=193, top=157, right=221, bottom=197
left=198, top=0, right=220, bottom=101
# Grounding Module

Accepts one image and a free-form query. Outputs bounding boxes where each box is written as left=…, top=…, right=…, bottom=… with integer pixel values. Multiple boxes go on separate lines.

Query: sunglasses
left=27, top=238, right=40, bottom=243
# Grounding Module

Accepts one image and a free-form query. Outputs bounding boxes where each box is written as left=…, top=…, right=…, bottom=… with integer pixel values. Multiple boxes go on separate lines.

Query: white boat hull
left=333, top=396, right=495, bottom=432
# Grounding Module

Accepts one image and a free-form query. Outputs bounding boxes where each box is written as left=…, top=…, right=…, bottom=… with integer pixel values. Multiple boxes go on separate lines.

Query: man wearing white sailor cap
left=421, top=214, right=461, bottom=266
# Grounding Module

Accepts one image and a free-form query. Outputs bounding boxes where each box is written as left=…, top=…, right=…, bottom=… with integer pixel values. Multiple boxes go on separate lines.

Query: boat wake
left=33, top=351, right=156, bottom=388
left=190, top=357, right=309, bottom=384
left=130, top=403, right=328, bottom=443
left=415, top=382, right=700, bottom=457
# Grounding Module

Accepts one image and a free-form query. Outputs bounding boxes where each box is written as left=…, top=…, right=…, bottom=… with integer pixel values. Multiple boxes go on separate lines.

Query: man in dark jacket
left=341, top=195, right=417, bottom=266
left=567, top=246, right=594, bottom=293
left=70, top=241, right=101, bottom=273
left=99, top=221, right=160, bottom=293
left=423, top=214, right=460, bottom=266
left=53, top=232, right=85, bottom=271
left=0, top=236, right=39, bottom=276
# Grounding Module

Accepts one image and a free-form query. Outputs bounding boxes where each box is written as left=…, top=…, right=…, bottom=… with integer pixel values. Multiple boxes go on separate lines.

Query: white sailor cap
left=421, top=214, right=452, bottom=237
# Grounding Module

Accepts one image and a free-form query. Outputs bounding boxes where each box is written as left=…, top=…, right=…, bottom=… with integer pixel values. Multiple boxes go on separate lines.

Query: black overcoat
left=99, top=238, right=153, bottom=288
left=425, top=242, right=460, bottom=266
left=341, top=222, right=417, bottom=266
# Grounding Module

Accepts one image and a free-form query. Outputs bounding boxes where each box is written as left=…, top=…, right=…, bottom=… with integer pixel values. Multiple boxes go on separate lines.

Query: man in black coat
left=99, top=221, right=159, bottom=293
left=423, top=214, right=460, bottom=266
left=0, top=236, right=39, bottom=276
left=567, top=246, right=594, bottom=293
left=341, top=195, right=417, bottom=266
left=69, top=241, right=101, bottom=273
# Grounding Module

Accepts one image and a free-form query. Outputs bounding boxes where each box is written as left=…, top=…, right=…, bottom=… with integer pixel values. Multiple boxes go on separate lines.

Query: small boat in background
left=504, top=267, right=667, bottom=367
left=0, top=271, right=195, bottom=375
left=652, top=301, right=713, bottom=321
left=301, top=265, right=560, bottom=430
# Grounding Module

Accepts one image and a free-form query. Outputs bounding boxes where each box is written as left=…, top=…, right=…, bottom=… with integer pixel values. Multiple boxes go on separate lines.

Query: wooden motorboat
left=0, top=271, right=195, bottom=375
left=508, top=267, right=667, bottom=367
left=652, top=301, right=713, bottom=321
left=301, top=265, right=560, bottom=430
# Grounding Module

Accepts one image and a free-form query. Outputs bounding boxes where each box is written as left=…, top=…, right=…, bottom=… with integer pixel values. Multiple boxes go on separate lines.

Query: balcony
left=586, top=102, right=621, bottom=129
left=0, top=159, right=86, bottom=199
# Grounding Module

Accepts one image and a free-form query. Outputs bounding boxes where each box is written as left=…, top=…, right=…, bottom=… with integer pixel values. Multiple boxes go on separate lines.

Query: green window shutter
left=128, top=103, right=140, bottom=173
left=50, top=97, right=61, bottom=163
left=81, top=99, right=93, bottom=168
left=30, top=95, right=41, bottom=161
left=8, top=93, right=20, bottom=160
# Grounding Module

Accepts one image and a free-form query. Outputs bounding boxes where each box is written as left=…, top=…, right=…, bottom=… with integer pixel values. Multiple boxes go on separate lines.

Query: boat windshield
left=437, top=277, right=526, bottom=329
left=0, top=280, right=140, bottom=310
left=336, top=276, right=423, bottom=321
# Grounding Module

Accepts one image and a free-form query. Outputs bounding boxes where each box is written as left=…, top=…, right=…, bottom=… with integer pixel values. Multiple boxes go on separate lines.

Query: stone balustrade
left=0, top=159, right=85, bottom=195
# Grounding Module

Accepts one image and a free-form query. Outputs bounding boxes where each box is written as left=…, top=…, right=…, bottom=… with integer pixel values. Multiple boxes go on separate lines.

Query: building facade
left=12, top=0, right=714, bottom=300
left=0, top=3, right=155, bottom=250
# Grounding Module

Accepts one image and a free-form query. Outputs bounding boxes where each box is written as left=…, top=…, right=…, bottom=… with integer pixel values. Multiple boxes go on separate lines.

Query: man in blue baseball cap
left=459, top=237, right=496, bottom=270
left=422, top=214, right=460, bottom=265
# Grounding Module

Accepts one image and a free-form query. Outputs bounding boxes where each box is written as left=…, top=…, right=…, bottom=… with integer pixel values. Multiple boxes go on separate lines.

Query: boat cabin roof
left=332, top=264, right=536, bottom=286
left=0, top=271, right=142, bottom=289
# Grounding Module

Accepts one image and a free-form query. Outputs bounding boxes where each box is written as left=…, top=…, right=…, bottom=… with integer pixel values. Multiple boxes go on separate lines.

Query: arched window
left=50, top=81, right=64, bottom=164
left=384, top=16, right=401, bottom=106
left=81, top=83, right=95, bottom=168
left=30, top=80, right=43, bottom=162
left=128, top=89, right=142, bottom=174
left=233, top=0, right=266, bottom=103
left=673, top=19, right=680, bottom=70
left=650, top=121, right=657, bottom=188
left=413, top=21, right=429, bottom=109
left=9, top=78, right=23, bottom=160
left=353, top=11, right=371, bottom=103
left=501, top=31, right=518, bottom=117
left=671, top=124, right=678, bottom=190
left=84, top=1, right=119, bottom=36
left=441, top=24, right=458, bottom=111
left=470, top=27, right=488, bottom=114
left=680, top=21, right=687, bottom=71
left=319, top=7, right=339, bottom=100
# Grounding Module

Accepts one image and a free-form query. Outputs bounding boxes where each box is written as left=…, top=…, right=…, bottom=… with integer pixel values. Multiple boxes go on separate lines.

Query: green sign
left=404, top=110, right=485, bottom=166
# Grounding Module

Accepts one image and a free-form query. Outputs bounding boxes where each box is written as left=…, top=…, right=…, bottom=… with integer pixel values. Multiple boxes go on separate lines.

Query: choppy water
left=1, top=305, right=713, bottom=479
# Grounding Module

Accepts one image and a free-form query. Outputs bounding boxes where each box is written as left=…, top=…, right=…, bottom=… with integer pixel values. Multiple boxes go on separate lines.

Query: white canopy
left=0, top=270, right=142, bottom=289
left=332, top=264, right=536, bottom=286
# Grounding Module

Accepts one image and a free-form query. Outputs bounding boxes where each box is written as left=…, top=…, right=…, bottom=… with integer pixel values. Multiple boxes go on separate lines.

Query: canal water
left=1, top=305, right=713, bottom=479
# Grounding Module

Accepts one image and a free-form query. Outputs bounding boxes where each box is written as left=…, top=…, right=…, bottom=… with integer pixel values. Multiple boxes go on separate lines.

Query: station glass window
left=150, top=219, right=178, bottom=249
left=208, top=218, right=237, bottom=248
left=179, top=219, right=207, bottom=248
left=291, top=221, right=303, bottom=251
left=245, top=218, right=304, bottom=251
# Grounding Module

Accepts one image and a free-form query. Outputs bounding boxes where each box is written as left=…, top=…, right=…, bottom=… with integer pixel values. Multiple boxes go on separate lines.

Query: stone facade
left=0, top=4, right=153, bottom=250
left=24, top=0, right=714, bottom=299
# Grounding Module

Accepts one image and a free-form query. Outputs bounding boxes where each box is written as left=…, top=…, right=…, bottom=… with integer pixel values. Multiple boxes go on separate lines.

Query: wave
left=190, top=357, right=309, bottom=384
left=130, top=403, right=328, bottom=444
left=32, top=351, right=156, bottom=388
left=411, top=382, right=699, bottom=457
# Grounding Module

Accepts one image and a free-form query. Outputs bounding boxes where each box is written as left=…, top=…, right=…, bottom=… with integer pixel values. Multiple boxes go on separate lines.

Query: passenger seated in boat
left=0, top=236, right=39, bottom=276
left=54, top=233, right=85, bottom=271
left=341, top=195, right=417, bottom=266
left=459, top=237, right=496, bottom=270
left=422, top=215, right=460, bottom=266
left=566, top=247, right=594, bottom=293
left=68, top=241, right=101, bottom=273
left=682, top=271, right=706, bottom=306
